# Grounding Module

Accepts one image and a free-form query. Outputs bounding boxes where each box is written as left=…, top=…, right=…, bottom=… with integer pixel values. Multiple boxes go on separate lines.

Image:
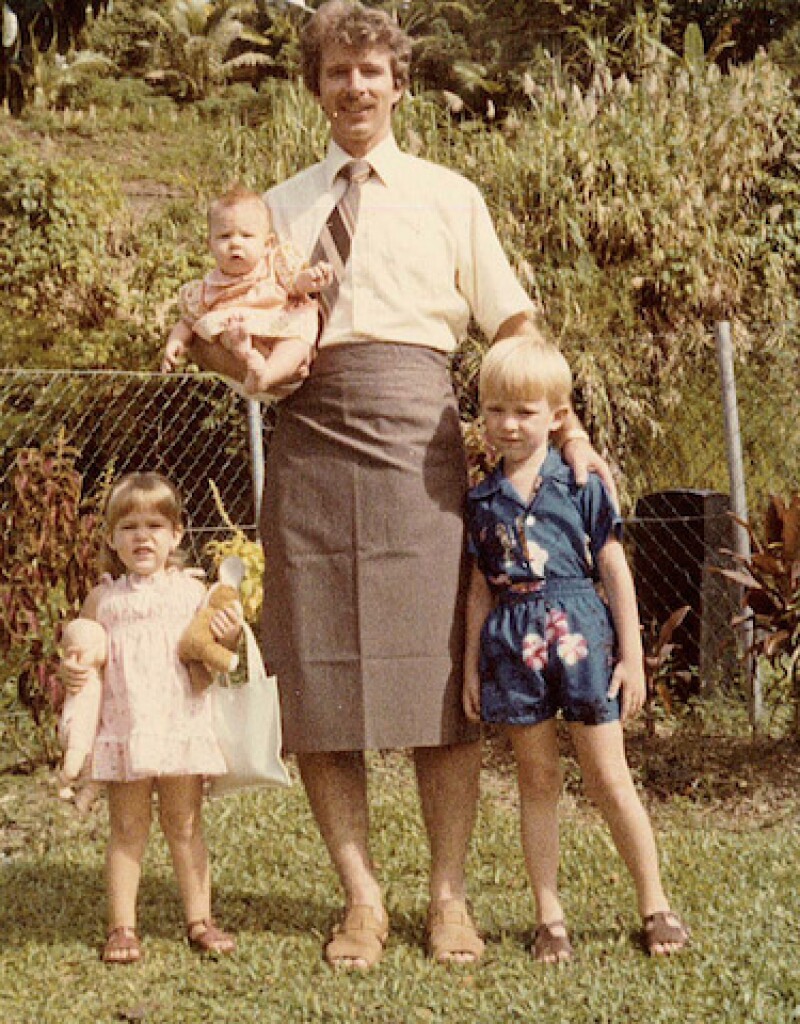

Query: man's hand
left=561, top=435, right=619, bottom=507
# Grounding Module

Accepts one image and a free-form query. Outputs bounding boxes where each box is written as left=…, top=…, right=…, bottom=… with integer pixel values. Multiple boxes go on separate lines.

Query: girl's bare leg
left=157, top=775, right=210, bottom=926
left=105, top=779, right=153, bottom=951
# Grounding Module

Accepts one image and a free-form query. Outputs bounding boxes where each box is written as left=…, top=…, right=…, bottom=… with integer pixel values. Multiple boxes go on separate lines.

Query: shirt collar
left=322, top=135, right=402, bottom=189
left=468, top=448, right=573, bottom=503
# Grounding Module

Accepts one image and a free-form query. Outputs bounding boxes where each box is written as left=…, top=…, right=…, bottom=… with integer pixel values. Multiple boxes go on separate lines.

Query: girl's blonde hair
left=100, top=472, right=185, bottom=577
left=479, top=335, right=572, bottom=409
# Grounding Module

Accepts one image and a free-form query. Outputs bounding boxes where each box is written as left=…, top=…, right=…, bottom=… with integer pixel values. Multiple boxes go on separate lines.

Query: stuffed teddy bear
left=178, top=556, right=245, bottom=685
left=59, top=617, right=107, bottom=785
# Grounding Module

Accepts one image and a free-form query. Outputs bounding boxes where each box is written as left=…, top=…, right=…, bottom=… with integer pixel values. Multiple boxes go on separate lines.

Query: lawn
left=1, top=730, right=798, bottom=1024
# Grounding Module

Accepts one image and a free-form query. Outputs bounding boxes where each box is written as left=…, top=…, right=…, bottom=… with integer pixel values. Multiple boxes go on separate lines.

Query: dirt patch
left=481, top=724, right=800, bottom=828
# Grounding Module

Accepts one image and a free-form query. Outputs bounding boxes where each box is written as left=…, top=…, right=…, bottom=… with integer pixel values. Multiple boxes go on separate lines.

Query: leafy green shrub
left=0, top=148, right=129, bottom=358
left=53, top=73, right=166, bottom=112
left=0, top=436, right=105, bottom=767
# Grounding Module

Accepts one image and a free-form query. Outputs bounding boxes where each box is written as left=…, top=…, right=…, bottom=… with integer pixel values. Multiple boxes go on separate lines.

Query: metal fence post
left=714, top=319, right=761, bottom=728
left=246, top=398, right=265, bottom=527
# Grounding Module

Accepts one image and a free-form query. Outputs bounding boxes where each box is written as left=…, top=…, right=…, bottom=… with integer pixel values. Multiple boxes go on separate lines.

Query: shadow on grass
left=0, top=860, right=337, bottom=950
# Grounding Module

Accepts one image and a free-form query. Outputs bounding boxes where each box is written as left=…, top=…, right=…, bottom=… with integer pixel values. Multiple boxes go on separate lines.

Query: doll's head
left=479, top=335, right=572, bottom=412
left=99, top=472, right=186, bottom=578
left=207, top=184, right=273, bottom=278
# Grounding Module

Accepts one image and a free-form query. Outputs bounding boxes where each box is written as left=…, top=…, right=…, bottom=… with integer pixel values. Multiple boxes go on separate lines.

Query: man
left=201, top=0, right=600, bottom=970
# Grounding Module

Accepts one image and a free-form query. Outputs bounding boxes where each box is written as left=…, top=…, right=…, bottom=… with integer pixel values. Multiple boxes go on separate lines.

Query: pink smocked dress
left=91, top=568, right=227, bottom=782
left=178, top=250, right=318, bottom=350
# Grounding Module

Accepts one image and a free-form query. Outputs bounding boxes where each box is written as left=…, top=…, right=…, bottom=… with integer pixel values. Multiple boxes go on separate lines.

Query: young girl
left=60, top=472, right=242, bottom=964
left=161, top=183, right=332, bottom=397
left=463, top=336, right=689, bottom=962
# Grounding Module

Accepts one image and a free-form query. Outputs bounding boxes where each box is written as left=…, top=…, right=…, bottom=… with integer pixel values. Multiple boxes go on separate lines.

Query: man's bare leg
left=297, top=750, right=384, bottom=969
left=414, top=740, right=483, bottom=963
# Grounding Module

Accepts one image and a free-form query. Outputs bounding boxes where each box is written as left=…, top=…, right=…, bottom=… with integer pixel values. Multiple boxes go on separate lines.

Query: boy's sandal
left=325, top=904, right=389, bottom=970
left=642, top=911, right=690, bottom=956
left=102, top=926, right=142, bottom=965
left=427, top=899, right=485, bottom=965
left=532, top=920, right=573, bottom=964
left=187, top=918, right=236, bottom=955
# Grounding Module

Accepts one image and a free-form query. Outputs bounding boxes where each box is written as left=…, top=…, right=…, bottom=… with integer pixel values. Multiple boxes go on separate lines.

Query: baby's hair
left=100, top=472, right=186, bottom=577
left=480, top=335, right=572, bottom=410
left=207, top=183, right=271, bottom=230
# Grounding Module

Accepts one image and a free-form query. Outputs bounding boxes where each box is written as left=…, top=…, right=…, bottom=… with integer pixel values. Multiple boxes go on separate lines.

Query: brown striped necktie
left=314, top=159, right=372, bottom=326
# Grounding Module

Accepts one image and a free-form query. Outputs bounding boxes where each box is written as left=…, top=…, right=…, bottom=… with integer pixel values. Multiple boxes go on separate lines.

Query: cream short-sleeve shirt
left=266, top=136, right=534, bottom=352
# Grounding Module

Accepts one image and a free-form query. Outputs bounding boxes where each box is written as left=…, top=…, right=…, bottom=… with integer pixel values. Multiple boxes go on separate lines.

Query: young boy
left=464, top=335, right=689, bottom=961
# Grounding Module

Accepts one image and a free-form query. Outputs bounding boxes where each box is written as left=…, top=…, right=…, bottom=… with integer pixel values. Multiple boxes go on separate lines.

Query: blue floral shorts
left=480, top=579, right=620, bottom=727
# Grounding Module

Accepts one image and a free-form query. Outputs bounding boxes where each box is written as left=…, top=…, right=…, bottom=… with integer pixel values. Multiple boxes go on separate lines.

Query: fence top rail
left=0, top=368, right=215, bottom=380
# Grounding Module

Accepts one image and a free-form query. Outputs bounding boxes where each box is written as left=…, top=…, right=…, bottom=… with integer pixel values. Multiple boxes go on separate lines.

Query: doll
left=59, top=617, right=107, bottom=786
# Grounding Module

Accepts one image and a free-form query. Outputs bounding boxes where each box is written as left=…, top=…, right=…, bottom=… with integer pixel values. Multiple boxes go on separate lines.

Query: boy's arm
left=597, top=538, right=645, bottom=721
left=463, top=562, right=494, bottom=723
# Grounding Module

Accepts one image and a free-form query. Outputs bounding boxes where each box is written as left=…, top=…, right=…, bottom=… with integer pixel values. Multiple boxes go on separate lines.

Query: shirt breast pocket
left=370, top=207, right=455, bottom=293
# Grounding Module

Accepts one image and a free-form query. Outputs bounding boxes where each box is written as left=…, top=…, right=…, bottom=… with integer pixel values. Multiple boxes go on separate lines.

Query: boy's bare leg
left=569, top=723, right=672, bottom=915
left=508, top=719, right=569, bottom=957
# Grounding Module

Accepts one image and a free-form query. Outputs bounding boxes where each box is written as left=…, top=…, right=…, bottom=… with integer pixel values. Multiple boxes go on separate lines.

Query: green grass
left=1, top=744, right=798, bottom=1024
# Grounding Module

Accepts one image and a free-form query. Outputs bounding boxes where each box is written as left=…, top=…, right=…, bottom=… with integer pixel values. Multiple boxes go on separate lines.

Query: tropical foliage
left=718, top=494, right=800, bottom=733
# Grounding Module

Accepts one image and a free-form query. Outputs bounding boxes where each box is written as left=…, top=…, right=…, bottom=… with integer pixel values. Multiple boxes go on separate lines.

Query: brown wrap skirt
left=260, top=342, right=479, bottom=753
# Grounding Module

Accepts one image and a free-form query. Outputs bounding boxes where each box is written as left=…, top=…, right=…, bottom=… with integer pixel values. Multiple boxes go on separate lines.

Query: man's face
left=317, top=43, right=403, bottom=156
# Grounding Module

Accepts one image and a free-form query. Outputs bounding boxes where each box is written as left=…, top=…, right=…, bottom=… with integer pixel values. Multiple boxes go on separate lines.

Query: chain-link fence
left=2, top=348, right=798, bottom=692
left=0, top=369, right=266, bottom=567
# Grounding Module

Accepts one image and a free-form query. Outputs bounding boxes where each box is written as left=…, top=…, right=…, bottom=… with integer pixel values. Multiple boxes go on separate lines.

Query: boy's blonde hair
left=207, top=183, right=271, bottom=232
left=100, top=472, right=185, bottom=577
left=479, top=336, right=572, bottom=410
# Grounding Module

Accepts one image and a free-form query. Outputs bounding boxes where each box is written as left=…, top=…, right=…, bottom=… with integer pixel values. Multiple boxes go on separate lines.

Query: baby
left=162, top=183, right=332, bottom=397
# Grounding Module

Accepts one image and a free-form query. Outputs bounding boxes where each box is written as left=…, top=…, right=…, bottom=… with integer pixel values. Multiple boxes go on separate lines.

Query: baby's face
left=208, top=199, right=272, bottom=276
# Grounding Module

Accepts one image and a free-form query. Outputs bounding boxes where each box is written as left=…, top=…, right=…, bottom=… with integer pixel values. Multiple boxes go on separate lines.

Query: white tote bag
left=208, top=622, right=290, bottom=798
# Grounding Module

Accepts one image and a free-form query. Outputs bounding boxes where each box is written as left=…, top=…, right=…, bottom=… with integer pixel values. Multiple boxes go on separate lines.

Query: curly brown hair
left=300, top=1, right=412, bottom=97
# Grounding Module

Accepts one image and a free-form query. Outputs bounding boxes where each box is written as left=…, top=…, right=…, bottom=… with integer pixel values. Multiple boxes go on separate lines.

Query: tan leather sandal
left=532, top=920, right=573, bottom=963
left=325, top=905, right=389, bottom=970
left=642, top=911, right=690, bottom=956
left=102, top=926, right=142, bottom=965
left=187, top=918, right=236, bottom=955
left=427, top=899, right=485, bottom=964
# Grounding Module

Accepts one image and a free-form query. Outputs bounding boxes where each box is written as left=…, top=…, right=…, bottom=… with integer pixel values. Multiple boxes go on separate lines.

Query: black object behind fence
left=631, top=489, right=739, bottom=689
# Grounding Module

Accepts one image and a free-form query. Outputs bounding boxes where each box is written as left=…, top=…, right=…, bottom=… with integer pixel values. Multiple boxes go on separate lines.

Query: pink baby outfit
left=91, top=568, right=227, bottom=782
left=178, top=249, right=318, bottom=350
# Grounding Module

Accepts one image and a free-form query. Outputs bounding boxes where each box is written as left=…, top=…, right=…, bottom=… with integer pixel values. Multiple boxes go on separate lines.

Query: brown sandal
left=102, top=926, right=142, bottom=965
left=642, top=911, right=690, bottom=956
left=325, top=905, right=389, bottom=970
left=532, top=920, right=573, bottom=964
left=427, top=899, right=485, bottom=965
left=187, top=918, right=236, bottom=955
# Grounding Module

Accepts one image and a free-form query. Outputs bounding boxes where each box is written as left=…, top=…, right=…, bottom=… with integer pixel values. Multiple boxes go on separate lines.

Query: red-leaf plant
left=715, top=494, right=800, bottom=734
left=0, top=433, right=104, bottom=766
